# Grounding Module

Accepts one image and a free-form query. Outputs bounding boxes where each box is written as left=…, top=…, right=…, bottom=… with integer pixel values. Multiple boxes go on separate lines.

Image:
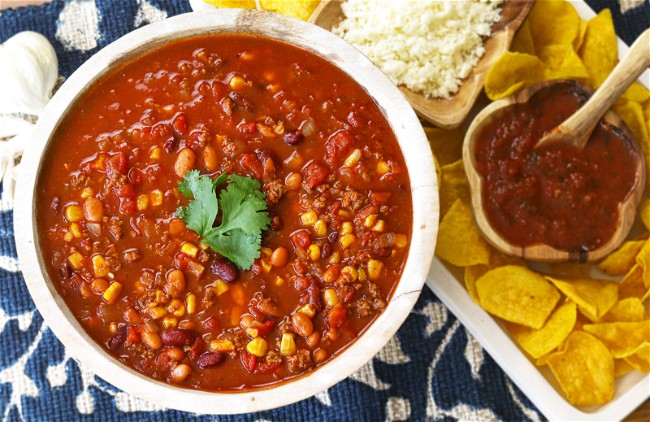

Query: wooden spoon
left=309, top=0, right=534, bottom=129
left=463, top=60, right=648, bottom=261
left=536, top=29, right=650, bottom=149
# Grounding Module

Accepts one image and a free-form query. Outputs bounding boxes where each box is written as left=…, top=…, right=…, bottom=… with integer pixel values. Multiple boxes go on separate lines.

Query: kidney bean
left=107, top=324, right=127, bottom=351
left=283, top=130, right=304, bottom=146
left=161, top=328, right=195, bottom=347
left=196, top=352, right=225, bottom=368
left=210, top=260, right=238, bottom=283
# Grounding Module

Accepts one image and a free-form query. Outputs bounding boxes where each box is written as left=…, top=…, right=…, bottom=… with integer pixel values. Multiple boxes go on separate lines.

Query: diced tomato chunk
left=119, top=197, right=137, bottom=215
left=201, top=316, right=220, bottom=332
left=172, top=113, right=188, bottom=134
left=239, top=152, right=264, bottom=180
left=255, top=320, right=275, bottom=337
left=302, top=160, right=329, bottom=188
left=325, top=130, right=354, bottom=164
left=290, top=229, right=311, bottom=249
left=369, top=191, right=391, bottom=206
left=114, top=183, right=136, bottom=198
left=174, top=252, right=190, bottom=271
left=327, top=304, right=346, bottom=329
left=240, top=350, right=258, bottom=373
left=106, top=152, right=128, bottom=176
left=257, top=358, right=282, bottom=374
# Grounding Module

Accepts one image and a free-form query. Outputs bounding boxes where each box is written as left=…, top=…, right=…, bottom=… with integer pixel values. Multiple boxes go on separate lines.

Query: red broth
left=37, top=34, right=413, bottom=390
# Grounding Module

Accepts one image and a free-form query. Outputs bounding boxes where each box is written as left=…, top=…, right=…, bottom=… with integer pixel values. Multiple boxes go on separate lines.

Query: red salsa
left=37, top=35, right=412, bottom=390
left=474, top=82, right=639, bottom=252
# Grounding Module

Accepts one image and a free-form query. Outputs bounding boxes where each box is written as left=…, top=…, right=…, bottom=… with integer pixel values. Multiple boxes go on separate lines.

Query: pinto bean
left=174, top=148, right=196, bottom=177
left=291, top=312, right=314, bottom=337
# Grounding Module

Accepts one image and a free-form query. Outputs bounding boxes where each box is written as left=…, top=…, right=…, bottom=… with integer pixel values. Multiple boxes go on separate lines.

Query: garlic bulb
left=0, top=31, right=58, bottom=116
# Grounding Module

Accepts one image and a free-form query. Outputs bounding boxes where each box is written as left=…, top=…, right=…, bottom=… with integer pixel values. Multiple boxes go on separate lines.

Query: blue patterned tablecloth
left=0, top=1, right=648, bottom=420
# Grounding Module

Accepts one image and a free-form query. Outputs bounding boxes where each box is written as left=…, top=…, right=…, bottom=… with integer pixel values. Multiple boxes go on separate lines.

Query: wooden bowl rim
left=14, top=9, right=439, bottom=414
left=463, top=79, right=647, bottom=262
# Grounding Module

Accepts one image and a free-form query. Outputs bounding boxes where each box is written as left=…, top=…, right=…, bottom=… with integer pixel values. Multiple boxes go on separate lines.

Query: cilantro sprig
left=175, top=170, right=270, bottom=270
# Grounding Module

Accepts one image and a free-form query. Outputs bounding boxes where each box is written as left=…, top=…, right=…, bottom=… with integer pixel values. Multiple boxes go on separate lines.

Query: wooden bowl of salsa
left=14, top=9, right=438, bottom=414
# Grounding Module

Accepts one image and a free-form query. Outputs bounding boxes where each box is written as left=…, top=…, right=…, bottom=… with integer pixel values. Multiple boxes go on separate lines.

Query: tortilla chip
left=511, top=19, right=535, bottom=55
left=425, top=127, right=463, bottom=167
left=476, top=265, right=560, bottom=329
left=435, top=199, right=491, bottom=267
left=636, top=239, right=650, bottom=287
left=539, top=44, right=590, bottom=81
left=579, top=9, right=618, bottom=88
left=597, top=239, right=645, bottom=276
left=259, top=0, right=320, bottom=20
left=573, top=19, right=589, bottom=51
left=528, top=0, right=580, bottom=50
left=583, top=321, right=650, bottom=358
left=510, top=301, right=577, bottom=359
left=439, top=160, right=471, bottom=218
left=204, top=0, right=256, bottom=8
left=624, top=342, right=650, bottom=372
left=601, top=297, right=646, bottom=323
left=546, top=262, right=592, bottom=278
left=622, top=82, right=650, bottom=104
left=485, top=52, right=545, bottom=100
left=614, top=359, right=634, bottom=378
left=546, top=276, right=618, bottom=322
left=619, top=264, right=649, bottom=300
left=546, top=331, right=614, bottom=405
left=464, top=265, right=486, bottom=304
left=640, top=198, right=650, bottom=230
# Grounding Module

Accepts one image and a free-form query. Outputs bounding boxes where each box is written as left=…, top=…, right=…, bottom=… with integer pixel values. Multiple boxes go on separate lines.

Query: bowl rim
left=14, top=9, right=439, bottom=414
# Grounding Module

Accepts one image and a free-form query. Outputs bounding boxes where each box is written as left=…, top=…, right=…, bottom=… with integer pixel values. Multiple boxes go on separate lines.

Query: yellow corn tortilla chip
left=510, top=301, right=576, bottom=359
left=583, top=321, right=650, bottom=358
left=435, top=199, right=491, bottom=267
left=546, top=331, right=614, bottom=406
left=573, top=19, right=588, bottom=51
left=619, top=264, right=649, bottom=300
left=425, top=127, right=463, bottom=167
left=614, top=359, right=634, bottom=378
left=624, top=342, right=650, bottom=372
left=439, top=160, right=471, bottom=218
left=636, top=239, right=650, bottom=288
left=476, top=265, right=560, bottom=329
left=546, top=262, right=592, bottom=278
left=539, top=44, right=590, bottom=81
left=464, top=265, right=485, bottom=304
left=597, top=239, right=646, bottom=276
left=528, top=0, right=580, bottom=50
left=579, top=9, right=618, bottom=88
left=601, top=297, right=646, bottom=323
left=622, top=82, right=650, bottom=104
left=511, top=19, right=535, bottom=55
left=485, top=52, right=545, bottom=100
left=260, top=0, right=320, bottom=21
left=640, top=198, right=650, bottom=230
left=204, top=0, right=256, bottom=8
left=614, top=100, right=650, bottom=148
left=546, top=276, right=618, bottom=322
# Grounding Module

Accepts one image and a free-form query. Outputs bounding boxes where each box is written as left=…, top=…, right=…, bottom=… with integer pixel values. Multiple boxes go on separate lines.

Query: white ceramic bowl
left=15, top=9, right=438, bottom=414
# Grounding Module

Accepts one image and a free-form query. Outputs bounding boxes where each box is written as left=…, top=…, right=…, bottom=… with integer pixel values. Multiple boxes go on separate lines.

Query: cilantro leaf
left=175, top=171, right=270, bottom=270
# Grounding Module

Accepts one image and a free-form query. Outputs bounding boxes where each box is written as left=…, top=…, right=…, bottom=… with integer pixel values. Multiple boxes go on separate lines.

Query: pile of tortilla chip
left=203, top=0, right=320, bottom=21
left=433, top=0, right=650, bottom=407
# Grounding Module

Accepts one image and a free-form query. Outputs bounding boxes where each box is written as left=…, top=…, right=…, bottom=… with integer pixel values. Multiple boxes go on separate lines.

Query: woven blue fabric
left=0, top=1, right=647, bottom=420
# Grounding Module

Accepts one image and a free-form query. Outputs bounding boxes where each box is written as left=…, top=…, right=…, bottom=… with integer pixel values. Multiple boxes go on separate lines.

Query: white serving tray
left=426, top=2, right=650, bottom=421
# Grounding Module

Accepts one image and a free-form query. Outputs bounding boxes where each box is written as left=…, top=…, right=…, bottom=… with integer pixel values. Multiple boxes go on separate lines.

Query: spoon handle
left=549, top=28, right=650, bottom=149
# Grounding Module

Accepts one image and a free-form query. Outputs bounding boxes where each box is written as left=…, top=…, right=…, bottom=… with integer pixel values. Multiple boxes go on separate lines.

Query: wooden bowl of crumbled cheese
left=310, top=0, right=534, bottom=129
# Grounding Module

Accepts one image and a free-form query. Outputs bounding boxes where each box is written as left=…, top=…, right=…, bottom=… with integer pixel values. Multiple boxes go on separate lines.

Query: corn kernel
left=260, top=259, right=272, bottom=274
left=260, top=247, right=273, bottom=258
left=229, top=75, right=248, bottom=90
left=308, top=244, right=320, bottom=261
left=323, top=288, right=339, bottom=307
left=246, top=328, right=259, bottom=338
left=64, top=232, right=74, bottom=242
left=186, top=294, right=196, bottom=314
left=340, top=233, right=356, bottom=249
left=274, top=276, right=285, bottom=287
left=344, top=148, right=361, bottom=167
left=358, top=268, right=367, bottom=282
left=246, top=337, right=268, bottom=357
left=395, top=234, right=408, bottom=248
left=341, top=266, right=358, bottom=283
left=367, top=259, right=383, bottom=280
left=372, top=220, right=386, bottom=232
left=280, top=333, right=296, bottom=356
left=70, top=223, right=82, bottom=238
left=81, top=187, right=94, bottom=198
left=167, top=299, right=186, bottom=317
left=364, top=214, right=378, bottom=228
left=340, top=222, right=353, bottom=235
left=298, top=303, right=316, bottom=318
left=214, top=279, right=230, bottom=296
left=376, top=160, right=389, bottom=175
left=300, top=210, right=318, bottom=226
left=313, top=219, right=327, bottom=237
left=186, top=260, right=205, bottom=278
left=150, top=147, right=161, bottom=160
left=162, top=317, right=178, bottom=329
left=274, top=121, right=285, bottom=135
left=68, top=252, right=84, bottom=270
left=109, top=322, right=118, bottom=335
left=329, top=251, right=341, bottom=264
left=337, top=209, right=351, bottom=218
left=180, top=242, right=199, bottom=258
left=210, top=339, right=235, bottom=353
left=137, top=194, right=149, bottom=211
left=65, top=205, right=83, bottom=222
left=150, top=190, right=163, bottom=207
left=148, top=306, right=167, bottom=319
left=92, top=255, right=110, bottom=277
left=103, top=281, right=123, bottom=304
left=154, top=289, right=166, bottom=304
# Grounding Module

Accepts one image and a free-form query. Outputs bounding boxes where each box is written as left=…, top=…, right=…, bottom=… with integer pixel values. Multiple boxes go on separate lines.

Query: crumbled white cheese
left=333, top=0, right=503, bottom=98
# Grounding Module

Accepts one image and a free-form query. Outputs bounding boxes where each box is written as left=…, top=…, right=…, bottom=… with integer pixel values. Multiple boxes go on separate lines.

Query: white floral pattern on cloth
left=0, top=0, right=647, bottom=420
